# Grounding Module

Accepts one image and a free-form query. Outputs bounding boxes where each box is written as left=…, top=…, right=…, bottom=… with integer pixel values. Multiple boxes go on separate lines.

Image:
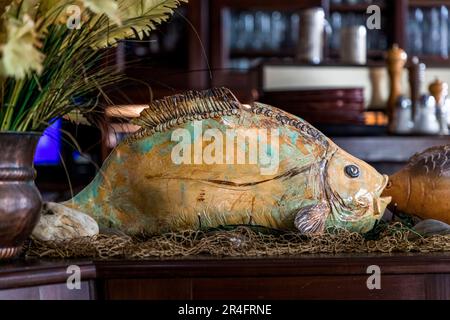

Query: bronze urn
left=0, top=132, right=42, bottom=259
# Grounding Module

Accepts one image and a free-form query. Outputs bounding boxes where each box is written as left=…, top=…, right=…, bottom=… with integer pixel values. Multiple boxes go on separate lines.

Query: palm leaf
left=91, top=0, right=187, bottom=48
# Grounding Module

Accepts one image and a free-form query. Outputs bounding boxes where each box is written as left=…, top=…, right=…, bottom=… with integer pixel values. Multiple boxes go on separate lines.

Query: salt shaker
left=445, top=99, right=450, bottom=127
left=408, top=56, right=426, bottom=120
left=429, top=78, right=449, bottom=135
left=414, top=95, right=440, bottom=135
left=390, top=96, right=414, bottom=134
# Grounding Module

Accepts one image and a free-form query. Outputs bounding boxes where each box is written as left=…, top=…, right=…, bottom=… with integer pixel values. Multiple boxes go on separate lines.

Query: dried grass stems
left=25, top=222, right=450, bottom=260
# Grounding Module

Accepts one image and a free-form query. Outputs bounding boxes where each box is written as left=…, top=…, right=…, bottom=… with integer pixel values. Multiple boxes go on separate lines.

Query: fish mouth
left=374, top=196, right=391, bottom=216
left=373, top=175, right=392, bottom=216
left=377, top=174, right=390, bottom=194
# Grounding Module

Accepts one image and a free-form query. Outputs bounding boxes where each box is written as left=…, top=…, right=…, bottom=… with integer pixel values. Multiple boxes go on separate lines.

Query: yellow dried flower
left=83, top=0, right=121, bottom=25
left=0, top=14, right=44, bottom=79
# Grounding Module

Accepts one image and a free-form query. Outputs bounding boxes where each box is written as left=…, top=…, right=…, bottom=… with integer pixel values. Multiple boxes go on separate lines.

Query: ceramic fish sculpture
left=56, top=88, right=390, bottom=236
left=383, top=145, right=450, bottom=225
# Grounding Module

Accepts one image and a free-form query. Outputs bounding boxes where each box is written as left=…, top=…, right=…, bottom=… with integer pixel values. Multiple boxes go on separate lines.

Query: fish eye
left=344, top=165, right=360, bottom=178
left=386, top=181, right=393, bottom=189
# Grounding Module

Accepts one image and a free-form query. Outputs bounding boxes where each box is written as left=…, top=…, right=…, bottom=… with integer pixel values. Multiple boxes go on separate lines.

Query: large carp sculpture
left=34, top=88, right=391, bottom=240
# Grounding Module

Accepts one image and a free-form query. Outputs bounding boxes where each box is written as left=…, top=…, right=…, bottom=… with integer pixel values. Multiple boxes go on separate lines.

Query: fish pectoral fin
left=294, top=201, right=330, bottom=235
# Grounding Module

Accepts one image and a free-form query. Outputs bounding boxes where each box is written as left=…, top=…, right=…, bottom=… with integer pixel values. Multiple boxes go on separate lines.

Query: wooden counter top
left=1, top=253, right=450, bottom=300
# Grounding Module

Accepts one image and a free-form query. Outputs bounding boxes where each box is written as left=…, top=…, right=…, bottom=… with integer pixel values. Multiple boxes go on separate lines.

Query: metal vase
left=0, top=132, right=42, bottom=260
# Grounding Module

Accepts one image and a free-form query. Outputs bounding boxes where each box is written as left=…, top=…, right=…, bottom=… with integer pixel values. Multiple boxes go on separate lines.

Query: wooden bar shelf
left=330, top=2, right=387, bottom=13
left=1, top=254, right=450, bottom=300
left=409, top=0, right=450, bottom=8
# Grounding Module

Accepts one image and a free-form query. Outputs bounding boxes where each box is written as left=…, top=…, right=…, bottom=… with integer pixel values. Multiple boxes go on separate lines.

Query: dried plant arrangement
left=0, top=0, right=186, bottom=132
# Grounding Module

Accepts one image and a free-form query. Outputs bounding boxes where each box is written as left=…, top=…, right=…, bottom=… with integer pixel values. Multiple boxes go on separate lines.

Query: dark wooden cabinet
left=0, top=260, right=96, bottom=300
left=209, top=0, right=325, bottom=102
left=0, top=281, right=95, bottom=300
left=405, top=0, right=450, bottom=66
left=2, top=254, right=450, bottom=300
left=103, top=0, right=450, bottom=103
left=105, top=0, right=210, bottom=104
left=38, top=1, right=450, bottom=194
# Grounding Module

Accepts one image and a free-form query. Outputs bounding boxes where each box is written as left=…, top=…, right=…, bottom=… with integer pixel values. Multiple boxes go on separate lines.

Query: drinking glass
left=270, top=11, right=285, bottom=50
left=242, top=12, right=255, bottom=50
left=289, top=13, right=300, bottom=48
left=253, top=11, right=271, bottom=49
left=440, top=6, right=449, bottom=58
left=330, top=12, right=342, bottom=51
left=408, top=8, right=423, bottom=54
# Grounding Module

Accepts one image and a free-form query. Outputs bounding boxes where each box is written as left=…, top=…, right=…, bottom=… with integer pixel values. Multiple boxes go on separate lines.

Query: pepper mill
left=429, top=78, right=448, bottom=106
left=429, top=78, right=449, bottom=135
left=408, top=56, right=426, bottom=120
left=387, top=44, right=408, bottom=123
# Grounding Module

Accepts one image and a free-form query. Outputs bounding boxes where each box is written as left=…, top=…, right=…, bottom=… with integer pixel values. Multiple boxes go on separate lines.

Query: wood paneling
left=3, top=254, right=450, bottom=300
left=191, top=275, right=428, bottom=300
left=101, top=275, right=445, bottom=300
left=0, top=281, right=94, bottom=300
left=0, top=260, right=96, bottom=290
left=104, top=279, right=192, bottom=300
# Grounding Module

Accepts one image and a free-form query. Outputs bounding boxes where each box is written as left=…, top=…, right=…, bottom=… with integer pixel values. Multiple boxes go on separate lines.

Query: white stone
left=32, top=202, right=99, bottom=241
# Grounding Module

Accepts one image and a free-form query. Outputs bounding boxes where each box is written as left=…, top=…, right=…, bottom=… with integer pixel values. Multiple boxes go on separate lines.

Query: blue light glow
left=34, top=119, right=62, bottom=166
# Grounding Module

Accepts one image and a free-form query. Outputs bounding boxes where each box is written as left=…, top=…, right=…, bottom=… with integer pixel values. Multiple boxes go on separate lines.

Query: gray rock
left=410, top=219, right=450, bottom=240
left=32, top=202, right=99, bottom=241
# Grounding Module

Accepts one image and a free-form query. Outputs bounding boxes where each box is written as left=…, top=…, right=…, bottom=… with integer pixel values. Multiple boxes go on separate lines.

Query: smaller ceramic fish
left=383, top=145, right=450, bottom=224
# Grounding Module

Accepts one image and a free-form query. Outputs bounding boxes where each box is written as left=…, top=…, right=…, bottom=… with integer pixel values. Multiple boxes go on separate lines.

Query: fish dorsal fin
left=129, top=88, right=241, bottom=141
left=408, top=145, right=450, bottom=175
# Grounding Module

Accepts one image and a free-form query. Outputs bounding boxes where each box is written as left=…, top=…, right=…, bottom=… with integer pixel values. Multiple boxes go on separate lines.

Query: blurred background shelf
left=100, top=0, right=450, bottom=102
left=408, top=0, right=450, bottom=8
left=229, top=49, right=295, bottom=59
left=34, top=0, right=450, bottom=200
left=330, top=3, right=386, bottom=13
